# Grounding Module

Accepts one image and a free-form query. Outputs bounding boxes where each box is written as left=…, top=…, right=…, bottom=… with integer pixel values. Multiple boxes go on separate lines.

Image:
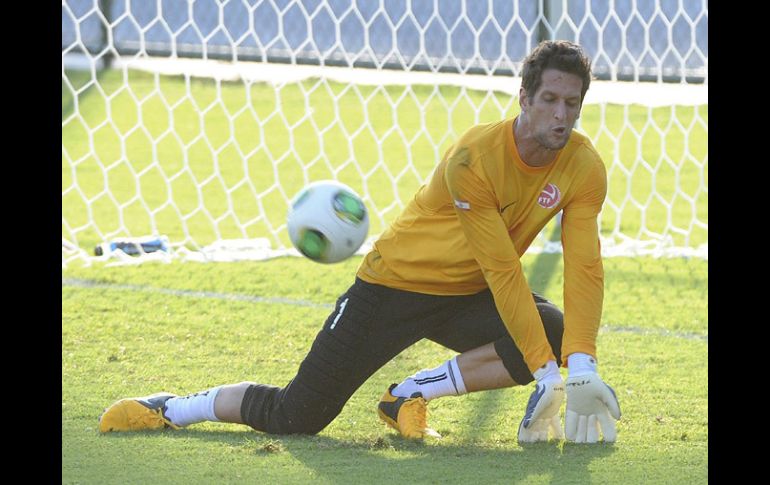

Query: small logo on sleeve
left=454, top=199, right=471, bottom=210
left=537, top=183, right=561, bottom=209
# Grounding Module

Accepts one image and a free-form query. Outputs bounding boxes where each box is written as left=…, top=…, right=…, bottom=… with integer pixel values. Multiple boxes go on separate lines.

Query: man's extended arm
left=445, top=147, right=554, bottom=372
left=561, top=158, right=621, bottom=443
left=444, top=146, right=564, bottom=443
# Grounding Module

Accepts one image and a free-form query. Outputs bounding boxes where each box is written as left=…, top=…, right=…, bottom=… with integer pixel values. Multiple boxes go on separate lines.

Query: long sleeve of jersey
left=560, top=161, right=607, bottom=360
left=444, top=147, right=555, bottom=373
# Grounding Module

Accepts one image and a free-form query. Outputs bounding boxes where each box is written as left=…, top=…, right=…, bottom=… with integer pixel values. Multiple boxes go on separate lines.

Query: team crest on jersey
left=537, top=183, right=561, bottom=209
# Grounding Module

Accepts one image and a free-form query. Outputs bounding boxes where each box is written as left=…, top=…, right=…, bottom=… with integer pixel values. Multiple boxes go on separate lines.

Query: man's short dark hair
left=521, top=41, right=592, bottom=103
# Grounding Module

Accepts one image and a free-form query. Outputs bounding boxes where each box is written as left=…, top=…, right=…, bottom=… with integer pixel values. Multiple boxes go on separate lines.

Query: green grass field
left=62, top=69, right=707, bottom=254
left=62, top=67, right=707, bottom=483
left=62, top=254, right=707, bottom=484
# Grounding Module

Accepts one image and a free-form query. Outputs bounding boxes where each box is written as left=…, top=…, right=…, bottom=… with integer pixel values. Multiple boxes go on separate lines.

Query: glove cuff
left=532, top=360, right=560, bottom=383
left=567, top=352, right=597, bottom=377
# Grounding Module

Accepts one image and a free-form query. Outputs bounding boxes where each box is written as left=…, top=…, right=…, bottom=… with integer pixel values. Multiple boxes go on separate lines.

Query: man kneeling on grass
left=100, top=40, right=620, bottom=444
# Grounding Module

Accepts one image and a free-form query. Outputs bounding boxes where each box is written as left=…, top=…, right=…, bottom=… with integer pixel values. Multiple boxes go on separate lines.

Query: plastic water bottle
left=94, top=235, right=169, bottom=256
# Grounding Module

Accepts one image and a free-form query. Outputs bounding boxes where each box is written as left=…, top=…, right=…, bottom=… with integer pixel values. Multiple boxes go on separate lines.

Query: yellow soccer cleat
left=99, top=392, right=180, bottom=432
left=377, top=384, right=441, bottom=439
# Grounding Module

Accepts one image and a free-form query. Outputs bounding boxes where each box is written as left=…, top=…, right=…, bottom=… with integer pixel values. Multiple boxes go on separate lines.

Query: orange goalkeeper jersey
left=356, top=117, right=607, bottom=372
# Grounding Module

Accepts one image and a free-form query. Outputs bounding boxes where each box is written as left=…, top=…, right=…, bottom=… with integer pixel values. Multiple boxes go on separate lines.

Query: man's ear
left=518, top=87, right=528, bottom=112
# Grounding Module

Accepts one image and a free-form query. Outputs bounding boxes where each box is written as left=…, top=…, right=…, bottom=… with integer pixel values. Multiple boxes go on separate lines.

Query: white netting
left=62, top=0, right=708, bottom=266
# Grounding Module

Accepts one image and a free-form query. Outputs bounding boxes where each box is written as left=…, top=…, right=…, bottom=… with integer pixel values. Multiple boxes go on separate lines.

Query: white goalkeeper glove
left=517, top=360, right=565, bottom=443
left=564, top=353, right=621, bottom=443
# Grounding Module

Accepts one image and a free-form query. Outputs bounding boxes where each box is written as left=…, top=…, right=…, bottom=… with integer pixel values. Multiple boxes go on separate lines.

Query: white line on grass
left=62, top=277, right=707, bottom=341
left=61, top=277, right=329, bottom=308
left=600, top=325, right=707, bottom=342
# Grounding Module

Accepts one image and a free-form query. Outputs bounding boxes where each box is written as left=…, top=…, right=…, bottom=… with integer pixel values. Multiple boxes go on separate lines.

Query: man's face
left=520, top=69, right=584, bottom=150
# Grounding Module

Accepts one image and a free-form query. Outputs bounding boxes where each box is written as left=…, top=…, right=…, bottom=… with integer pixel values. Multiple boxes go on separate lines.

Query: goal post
left=62, top=0, right=708, bottom=266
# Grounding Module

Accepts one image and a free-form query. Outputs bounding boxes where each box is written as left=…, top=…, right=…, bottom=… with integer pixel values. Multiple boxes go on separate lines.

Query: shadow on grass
left=102, top=427, right=616, bottom=483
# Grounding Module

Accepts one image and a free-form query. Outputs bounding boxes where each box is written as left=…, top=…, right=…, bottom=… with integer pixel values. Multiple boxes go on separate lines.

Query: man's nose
left=554, top=101, right=566, bottom=121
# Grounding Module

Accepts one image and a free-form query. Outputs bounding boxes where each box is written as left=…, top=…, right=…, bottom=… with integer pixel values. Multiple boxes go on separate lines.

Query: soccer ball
left=287, top=180, right=369, bottom=264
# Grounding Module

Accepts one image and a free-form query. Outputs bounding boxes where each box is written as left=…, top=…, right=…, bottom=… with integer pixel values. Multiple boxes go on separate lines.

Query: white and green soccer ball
left=287, top=180, right=369, bottom=264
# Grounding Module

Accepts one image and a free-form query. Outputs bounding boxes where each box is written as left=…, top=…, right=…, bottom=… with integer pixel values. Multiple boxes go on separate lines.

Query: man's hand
left=564, top=353, right=621, bottom=443
left=517, top=360, right=564, bottom=443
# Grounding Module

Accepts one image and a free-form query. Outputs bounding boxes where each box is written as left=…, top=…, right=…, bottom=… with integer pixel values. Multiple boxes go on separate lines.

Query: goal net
left=62, top=0, right=708, bottom=266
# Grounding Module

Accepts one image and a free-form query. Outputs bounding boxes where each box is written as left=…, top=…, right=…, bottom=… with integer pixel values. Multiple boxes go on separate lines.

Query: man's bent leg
left=240, top=329, right=373, bottom=434
left=239, top=280, right=386, bottom=434
left=456, top=343, right=516, bottom=392
left=100, top=279, right=387, bottom=434
left=443, top=296, right=564, bottom=392
left=241, top=279, right=448, bottom=435
left=493, top=295, right=564, bottom=386
left=407, top=291, right=564, bottom=398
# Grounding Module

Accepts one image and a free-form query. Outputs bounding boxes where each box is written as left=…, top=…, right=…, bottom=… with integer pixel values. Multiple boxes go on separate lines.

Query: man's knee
left=536, top=301, right=564, bottom=365
left=493, top=300, right=564, bottom=385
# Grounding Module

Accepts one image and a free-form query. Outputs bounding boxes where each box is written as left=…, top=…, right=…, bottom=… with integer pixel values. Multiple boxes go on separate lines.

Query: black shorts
left=329, top=278, right=563, bottom=386
left=241, top=277, right=563, bottom=434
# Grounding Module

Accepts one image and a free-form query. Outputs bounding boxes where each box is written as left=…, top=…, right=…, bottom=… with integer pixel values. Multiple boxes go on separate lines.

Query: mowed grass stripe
left=62, top=276, right=328, bottom=308
left=62, top=254, right=708, bottom=336
left=62, top=275, right=706, bottom=342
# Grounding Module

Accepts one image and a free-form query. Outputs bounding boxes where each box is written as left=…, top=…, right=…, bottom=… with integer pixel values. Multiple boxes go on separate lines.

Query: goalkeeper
left=99, top=40, right=620, bottom=444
